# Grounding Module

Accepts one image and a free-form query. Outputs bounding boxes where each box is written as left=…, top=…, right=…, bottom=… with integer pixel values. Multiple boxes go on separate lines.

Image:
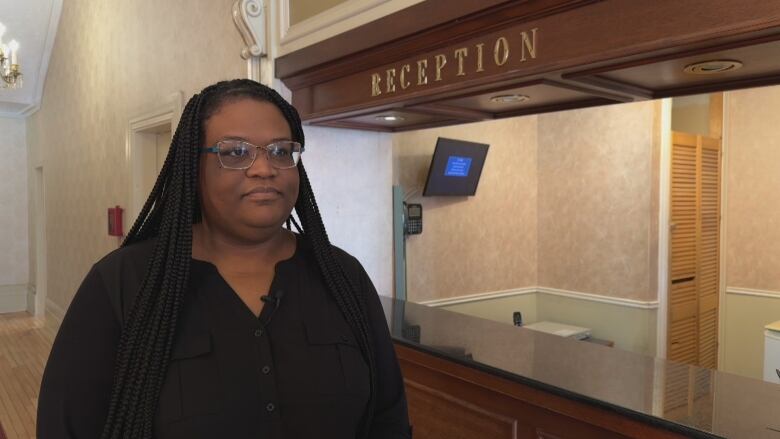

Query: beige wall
left=537, top=101, right=659, bottom=301
left=391, top=101, right=660, bottom=355
left=26, top=0, right=246, bottom=310
left=26, top=0, right=398, bottom=312
left=289, top=0, right=349, bottom=24
left=0, top=117, right=29, bottom=287
left=393, top=116, right=539, bottom=302
left=725, top=87, right=780, bottom=292
left=0, top=117, right=29, bottom=312
left=720, top=86, right=780, bottom=379
left=672, top=95, right=710, bottom=136
left=302, top=125, right=394, bottom=295
left=393, top=101, right=660, bottom=303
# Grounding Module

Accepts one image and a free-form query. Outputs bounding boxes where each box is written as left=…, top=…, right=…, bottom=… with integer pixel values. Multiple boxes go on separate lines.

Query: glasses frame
left=201, top=139, right=304, bottom=170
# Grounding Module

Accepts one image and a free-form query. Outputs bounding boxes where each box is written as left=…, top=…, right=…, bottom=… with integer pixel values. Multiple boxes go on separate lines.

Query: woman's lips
left=243, top=187, right=282, bottom=201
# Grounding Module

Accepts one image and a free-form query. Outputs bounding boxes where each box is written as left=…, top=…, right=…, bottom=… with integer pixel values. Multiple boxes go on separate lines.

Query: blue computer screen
left=444, top=156, right=472, bottom=177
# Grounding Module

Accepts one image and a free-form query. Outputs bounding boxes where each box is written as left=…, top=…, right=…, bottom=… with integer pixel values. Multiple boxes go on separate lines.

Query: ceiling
left=0, top=0, right=62, bottom=118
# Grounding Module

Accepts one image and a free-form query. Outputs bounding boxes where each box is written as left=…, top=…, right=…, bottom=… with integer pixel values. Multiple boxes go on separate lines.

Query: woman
left=37, top=79, right=412, bottom=439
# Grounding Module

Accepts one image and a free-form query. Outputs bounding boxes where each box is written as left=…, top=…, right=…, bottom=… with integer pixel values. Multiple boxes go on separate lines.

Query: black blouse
left=37, top=235, right=411, bottom=438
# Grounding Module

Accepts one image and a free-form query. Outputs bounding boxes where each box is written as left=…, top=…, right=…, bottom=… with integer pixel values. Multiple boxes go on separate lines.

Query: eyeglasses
left=201, top=139, right=304, bottom=170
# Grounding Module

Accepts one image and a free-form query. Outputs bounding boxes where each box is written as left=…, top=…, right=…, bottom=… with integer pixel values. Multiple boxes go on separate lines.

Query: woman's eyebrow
left=220, top=135, right=249, bottom=141
left=219, top=135, right=292, bottom=143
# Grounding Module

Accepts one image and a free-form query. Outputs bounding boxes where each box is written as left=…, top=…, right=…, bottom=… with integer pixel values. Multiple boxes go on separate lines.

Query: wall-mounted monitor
left=422, top=137, right=489, bottom=196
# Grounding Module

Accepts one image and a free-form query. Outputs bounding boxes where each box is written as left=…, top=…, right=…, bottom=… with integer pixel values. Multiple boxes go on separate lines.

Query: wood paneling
left=405, top=381, right=518, bottom=438
left=278, top=0, right=780, bottom=132
left=396, top=343, right=693, bottom=439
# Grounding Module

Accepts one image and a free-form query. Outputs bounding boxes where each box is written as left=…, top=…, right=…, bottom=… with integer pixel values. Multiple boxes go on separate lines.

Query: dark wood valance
left=276, top=0, right=780, bottom=132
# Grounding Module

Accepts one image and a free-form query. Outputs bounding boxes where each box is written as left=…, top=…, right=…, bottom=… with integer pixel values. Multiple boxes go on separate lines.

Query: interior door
left=668, top=132, right=721, bottom=368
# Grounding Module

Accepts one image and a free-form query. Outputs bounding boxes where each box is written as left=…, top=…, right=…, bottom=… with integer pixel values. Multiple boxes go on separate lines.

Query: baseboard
left=727, top=287, right=780, bottom=299
left=0, top=284, right=30, bottom=313
left=46, top=298, right=66, bottom=324
left=420, top=286, right=659, bottom=309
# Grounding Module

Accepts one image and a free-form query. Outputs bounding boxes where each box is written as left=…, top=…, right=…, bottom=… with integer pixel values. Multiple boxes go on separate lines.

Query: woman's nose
left=245, top=149, right=277, bottom=178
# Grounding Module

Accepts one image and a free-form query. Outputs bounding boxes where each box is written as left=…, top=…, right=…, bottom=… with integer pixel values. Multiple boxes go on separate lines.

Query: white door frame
left=656, top=98, right=673, bottom=359
left=717, top=93, right=729, bottom=368
left=126, top=92, right=184, bottom=226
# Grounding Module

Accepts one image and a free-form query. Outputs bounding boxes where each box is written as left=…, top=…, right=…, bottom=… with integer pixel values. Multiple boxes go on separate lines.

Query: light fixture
left=0, top=22, right=23, bottom=89
left=683, top=60, right=743, bottom=75
left=376, top=115, right=405, bottom=122
left=490, top=94, right=530, bottom=104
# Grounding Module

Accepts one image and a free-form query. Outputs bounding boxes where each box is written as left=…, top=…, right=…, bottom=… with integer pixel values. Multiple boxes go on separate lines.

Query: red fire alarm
left=108, top=205, right=124, bottom=236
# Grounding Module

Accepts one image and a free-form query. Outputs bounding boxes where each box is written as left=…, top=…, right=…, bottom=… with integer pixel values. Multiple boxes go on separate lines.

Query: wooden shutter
left=698, top=138, right=720, bottom=369
left=668, top=132, right=721, bottom=368
left=669, top=132, right=699, bottom=365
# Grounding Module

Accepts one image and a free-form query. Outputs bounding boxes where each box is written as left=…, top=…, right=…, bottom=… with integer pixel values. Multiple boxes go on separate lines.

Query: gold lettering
left=371, top=73, right=382, bottom=96
left=386, top=68, right=397, bottom=93
left=493, top=37, right=509, bottom=66
left=435, top=54, right=447, bottom=81
left=475, top=43, right=485, bottom=72
left=454, top=47, right=468, bottom=76
left=417, top=59, right=428, bottom=85
left=521, top=28, right=538, bottom=61
left=400, top=64, right=411, bottom=89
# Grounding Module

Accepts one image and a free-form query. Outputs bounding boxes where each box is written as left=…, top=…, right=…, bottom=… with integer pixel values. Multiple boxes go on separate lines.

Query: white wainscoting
left=418, top=287, right=658, bottom=356
left=721, top=287, right=780, bottom=380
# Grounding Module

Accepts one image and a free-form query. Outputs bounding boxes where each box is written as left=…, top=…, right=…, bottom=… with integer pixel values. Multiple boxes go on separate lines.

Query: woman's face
left=199, top=98, right=299, bottom=239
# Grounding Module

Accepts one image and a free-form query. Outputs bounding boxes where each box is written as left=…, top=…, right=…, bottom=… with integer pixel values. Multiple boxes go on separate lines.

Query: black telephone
left=404, top=203, right=423, bottom=235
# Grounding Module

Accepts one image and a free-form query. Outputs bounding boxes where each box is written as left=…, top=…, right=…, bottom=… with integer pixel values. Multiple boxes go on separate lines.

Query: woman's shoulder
left=91, top=239, right=157, bottom=324
left=93, top=238, right=157, bottom=276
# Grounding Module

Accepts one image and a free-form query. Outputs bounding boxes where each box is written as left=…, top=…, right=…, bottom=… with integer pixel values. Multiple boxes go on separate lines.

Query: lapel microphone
left=260, top=290, right=285, bottom=327
left=261, top=289, right=284, bottom=305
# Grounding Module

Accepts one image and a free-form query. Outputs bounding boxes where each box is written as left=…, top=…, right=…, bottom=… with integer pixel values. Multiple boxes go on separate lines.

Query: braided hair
left=101, top=79, right=377, bottom=438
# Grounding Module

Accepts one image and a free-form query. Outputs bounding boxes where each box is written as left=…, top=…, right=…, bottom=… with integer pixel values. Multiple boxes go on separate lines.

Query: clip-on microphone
left=260, top=289, right=285, bottom=327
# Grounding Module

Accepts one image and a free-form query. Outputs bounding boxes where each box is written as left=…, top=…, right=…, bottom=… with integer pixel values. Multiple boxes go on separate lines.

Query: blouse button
left=266, top=402, right=276, bottom=412
left=254, top=329, right=264, bottom=337
left=261, top=365, right=271, bottom=375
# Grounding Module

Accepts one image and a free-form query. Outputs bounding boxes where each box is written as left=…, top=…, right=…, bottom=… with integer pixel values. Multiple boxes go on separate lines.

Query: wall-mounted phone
left=404, top=203, right=423, bottom=235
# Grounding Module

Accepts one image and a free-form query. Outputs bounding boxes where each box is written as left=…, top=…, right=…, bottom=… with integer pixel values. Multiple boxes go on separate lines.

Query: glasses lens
left=218, top=141, right=254, bottom=169
left=267, top=141, right=302, bottom=169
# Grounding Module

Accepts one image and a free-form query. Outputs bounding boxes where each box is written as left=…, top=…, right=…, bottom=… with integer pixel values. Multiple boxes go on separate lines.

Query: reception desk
left=381, top=297, right=780, bottom=439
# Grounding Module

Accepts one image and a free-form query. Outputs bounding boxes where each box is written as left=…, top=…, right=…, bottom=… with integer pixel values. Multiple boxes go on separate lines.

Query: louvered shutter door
left=669, top=132, right=699, bottom=365
left=698, top=138, right=720, bottom=369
